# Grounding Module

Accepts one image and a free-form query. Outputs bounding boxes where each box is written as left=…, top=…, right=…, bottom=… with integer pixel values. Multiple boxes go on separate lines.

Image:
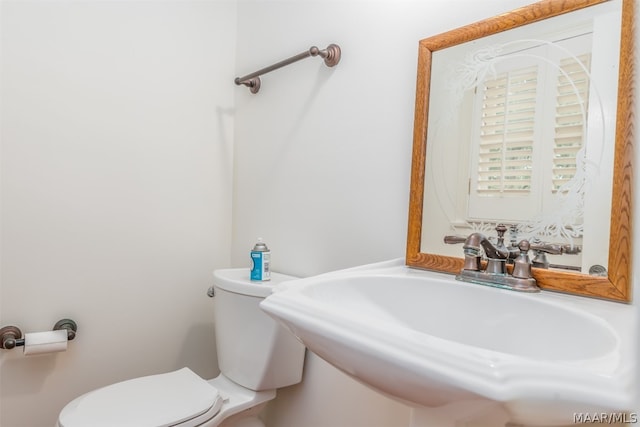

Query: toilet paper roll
left=23, top=330, right=68, bottom=356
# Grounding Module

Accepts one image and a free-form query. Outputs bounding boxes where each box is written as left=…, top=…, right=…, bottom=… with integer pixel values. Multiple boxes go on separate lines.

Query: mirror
left=406, top=0, right=633, bottom=301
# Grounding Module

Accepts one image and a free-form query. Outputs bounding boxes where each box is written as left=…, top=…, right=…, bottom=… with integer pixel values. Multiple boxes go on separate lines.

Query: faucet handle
left=561, top=244, right=582, bottom=255
left=530, top=243, right=562, bottom=254
left=444, top=236, right=466, bottom=244
left=511, top=240, right=533, bottom=279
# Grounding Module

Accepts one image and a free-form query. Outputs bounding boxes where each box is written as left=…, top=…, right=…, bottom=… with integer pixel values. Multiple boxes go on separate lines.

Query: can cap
left=252, top=237, right=269, bottom=252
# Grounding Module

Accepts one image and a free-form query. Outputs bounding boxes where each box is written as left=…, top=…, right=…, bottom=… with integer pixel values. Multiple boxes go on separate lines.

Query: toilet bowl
left=57, top=269, right=305, bottom=427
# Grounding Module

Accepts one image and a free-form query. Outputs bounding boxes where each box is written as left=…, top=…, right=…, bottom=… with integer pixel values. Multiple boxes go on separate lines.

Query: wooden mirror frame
left=406, top=0, right=634, bottom=302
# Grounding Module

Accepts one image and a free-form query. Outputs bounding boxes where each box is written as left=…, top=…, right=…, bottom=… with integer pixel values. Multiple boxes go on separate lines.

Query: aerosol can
left=250, top=238, right=271, bottom=281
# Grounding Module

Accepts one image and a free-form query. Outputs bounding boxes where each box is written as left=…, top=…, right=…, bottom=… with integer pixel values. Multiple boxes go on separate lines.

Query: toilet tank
left=212, top=268, right=305, bottom=391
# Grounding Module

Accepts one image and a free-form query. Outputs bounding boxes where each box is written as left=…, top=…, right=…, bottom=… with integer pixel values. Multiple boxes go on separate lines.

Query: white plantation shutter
left=477, top=66, right=538, bottom=194
left=466, top=34, right=592, bottom=222
left=467, top=54, right=544, bottom=222
left=553, top=53, right=591, bottom=192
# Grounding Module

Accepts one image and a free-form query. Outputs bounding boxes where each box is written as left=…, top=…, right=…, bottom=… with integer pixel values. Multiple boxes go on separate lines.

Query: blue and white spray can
left=250, top=238, right=271, bottom=281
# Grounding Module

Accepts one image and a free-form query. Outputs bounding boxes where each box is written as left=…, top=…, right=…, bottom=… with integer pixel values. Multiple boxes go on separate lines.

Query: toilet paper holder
left=0, top=319, right=77, bottom=350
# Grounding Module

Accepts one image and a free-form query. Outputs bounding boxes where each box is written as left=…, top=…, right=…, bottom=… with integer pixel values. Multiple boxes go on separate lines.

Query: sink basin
left=260, top=259, right=636, bottom=425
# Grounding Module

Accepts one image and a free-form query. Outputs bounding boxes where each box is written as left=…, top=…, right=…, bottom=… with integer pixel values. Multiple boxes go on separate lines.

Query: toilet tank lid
left=213, top=268, right=299, bottom=297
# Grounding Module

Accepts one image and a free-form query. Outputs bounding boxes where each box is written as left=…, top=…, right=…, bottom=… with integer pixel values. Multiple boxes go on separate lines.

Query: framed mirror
left=406, top=0, right=633, bottom=301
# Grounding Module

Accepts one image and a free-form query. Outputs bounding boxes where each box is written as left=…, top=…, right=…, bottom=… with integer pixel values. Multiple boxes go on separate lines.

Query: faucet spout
left=462, top=233, right=509, bottom=259
left=480, top=238, right=509, bottom=260
left=461, top=233, right=510, bottom=274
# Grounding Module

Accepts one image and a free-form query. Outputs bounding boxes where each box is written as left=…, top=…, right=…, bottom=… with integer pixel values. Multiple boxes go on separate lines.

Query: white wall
left=0, top=2, right=236, bottom=426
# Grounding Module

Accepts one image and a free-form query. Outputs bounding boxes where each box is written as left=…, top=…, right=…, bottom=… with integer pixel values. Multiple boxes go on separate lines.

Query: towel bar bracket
left=238, top=77, right=261, bottom=94
left=313, top=43, right=341, bottom=67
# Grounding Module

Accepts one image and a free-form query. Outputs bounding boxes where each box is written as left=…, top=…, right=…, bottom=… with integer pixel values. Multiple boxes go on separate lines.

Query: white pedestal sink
left=259, top=259, right=636, bottom=426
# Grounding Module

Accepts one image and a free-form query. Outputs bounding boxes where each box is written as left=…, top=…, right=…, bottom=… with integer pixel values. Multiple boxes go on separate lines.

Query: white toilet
left=57, top=269, right=306, bottom=427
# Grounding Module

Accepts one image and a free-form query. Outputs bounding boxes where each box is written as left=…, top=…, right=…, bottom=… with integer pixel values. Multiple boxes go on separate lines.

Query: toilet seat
left=58, top=368, right=223, bottom=427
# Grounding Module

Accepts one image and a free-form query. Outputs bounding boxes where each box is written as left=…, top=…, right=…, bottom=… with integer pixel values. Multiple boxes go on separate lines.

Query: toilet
left=57, top=269, right=306, bottom=427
